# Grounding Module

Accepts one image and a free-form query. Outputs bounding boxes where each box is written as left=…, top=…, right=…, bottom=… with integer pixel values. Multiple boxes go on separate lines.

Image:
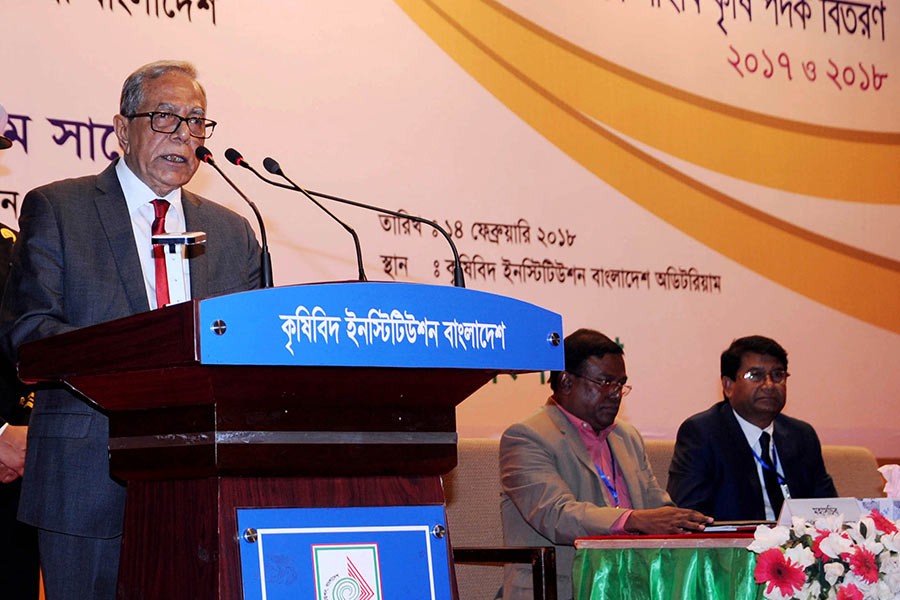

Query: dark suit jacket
left=0, top=224, right=28, bottom=428
left=667, top=400, right=837, bottom=521
left=0, top=161, right=261, bottom=538
left=0, top=222, right=40, bottom=600
left=500, top=402, right=673, bottom=600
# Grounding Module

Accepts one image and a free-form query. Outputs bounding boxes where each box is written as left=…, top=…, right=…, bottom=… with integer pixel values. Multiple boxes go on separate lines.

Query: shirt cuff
left=0, top=422, right=8, bottom=437
left=610, top=509, right=634, bottom=534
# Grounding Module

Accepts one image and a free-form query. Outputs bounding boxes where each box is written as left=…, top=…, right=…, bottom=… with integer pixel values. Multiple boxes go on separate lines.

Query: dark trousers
left=38, top=529, right=121, bottom=600
left=0, top=480, right=40, bottom=599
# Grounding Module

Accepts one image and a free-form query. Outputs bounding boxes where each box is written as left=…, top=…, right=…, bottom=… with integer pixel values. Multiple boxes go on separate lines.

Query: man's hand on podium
left=624, top=506, right=713, bottom=535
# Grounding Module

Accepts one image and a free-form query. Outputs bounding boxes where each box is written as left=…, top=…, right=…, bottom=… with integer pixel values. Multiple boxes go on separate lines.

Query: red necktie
left=151, top=199, right=170, bottom=308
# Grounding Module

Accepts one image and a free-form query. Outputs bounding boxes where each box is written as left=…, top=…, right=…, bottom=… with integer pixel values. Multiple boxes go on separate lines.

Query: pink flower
left=869, top=509, right=899, bottom=535
left=847, top=545, right=880, bottom=584
left=835, top=583, right=864, bottom=600
left=754, top=548, right=807, bottom=597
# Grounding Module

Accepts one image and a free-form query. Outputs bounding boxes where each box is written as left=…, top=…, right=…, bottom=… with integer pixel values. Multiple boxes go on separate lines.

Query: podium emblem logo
left=313, top=544, right=382, bottom=600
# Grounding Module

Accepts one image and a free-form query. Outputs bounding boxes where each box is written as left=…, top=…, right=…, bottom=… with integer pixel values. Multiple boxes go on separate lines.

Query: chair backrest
left=644, top=440, right=675, bottom=491
left=444, top=438, right=505, bottom=600
left=821, top=445, right=885, bottom=498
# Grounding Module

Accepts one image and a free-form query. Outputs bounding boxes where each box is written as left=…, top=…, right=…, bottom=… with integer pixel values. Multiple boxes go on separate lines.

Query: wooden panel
left=118, top=476, right=447, bottom=600
left=18, top=301, right=199, bottom=382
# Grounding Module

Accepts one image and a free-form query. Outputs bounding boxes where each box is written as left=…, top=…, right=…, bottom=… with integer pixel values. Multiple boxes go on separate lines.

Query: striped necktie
left=151, top=199, right=170, bottom=308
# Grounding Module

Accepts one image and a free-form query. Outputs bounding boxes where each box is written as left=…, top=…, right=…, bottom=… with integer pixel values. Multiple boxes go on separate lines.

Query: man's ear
left=722, top=376, right=734, bottom=400
left=113, top=114, right=130, bottom=154
left=557, top=371, right=575, bottom=394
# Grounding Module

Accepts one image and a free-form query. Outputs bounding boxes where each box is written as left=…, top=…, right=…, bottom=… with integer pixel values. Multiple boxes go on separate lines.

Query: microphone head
left=224, top=147, right=245, bottom=167
left=195, top=146, right=214, bottom=163
left=263, top=157, right=282, bottom=176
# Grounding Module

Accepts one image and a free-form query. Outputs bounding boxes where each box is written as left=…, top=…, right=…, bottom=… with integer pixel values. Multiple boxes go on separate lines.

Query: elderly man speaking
left=0, top=61, right=262, bottom=600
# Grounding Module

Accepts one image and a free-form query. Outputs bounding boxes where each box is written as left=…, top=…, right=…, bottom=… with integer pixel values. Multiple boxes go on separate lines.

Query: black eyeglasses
left=741, top=368, right=790, bottom=385
left=570, top=372, right=632, bottom=397
left=126, top=111, right=217, bottom=139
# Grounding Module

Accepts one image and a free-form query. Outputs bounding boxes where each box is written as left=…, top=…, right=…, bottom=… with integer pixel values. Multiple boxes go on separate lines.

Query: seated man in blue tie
left=668, top=335, right=837, bottom=521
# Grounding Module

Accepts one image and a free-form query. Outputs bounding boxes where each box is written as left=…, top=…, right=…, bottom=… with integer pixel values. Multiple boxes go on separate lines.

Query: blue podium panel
left=237, top=505, right=451, bottom=600
left=198, top=282, right=563, bottom=370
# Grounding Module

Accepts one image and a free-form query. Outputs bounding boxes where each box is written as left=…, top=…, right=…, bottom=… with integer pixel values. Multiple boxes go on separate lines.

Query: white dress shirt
left=732, top=407, right=790, bottom=520
left=115, top=159, right=189, bottom=309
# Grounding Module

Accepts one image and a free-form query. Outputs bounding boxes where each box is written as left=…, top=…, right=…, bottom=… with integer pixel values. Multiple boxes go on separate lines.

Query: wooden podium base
left=117, top=475, right=446, bottom=599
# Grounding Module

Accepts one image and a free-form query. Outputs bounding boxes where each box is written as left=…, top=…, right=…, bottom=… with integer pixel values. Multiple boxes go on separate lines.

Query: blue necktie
left=759, top=431, right=784, bottom=517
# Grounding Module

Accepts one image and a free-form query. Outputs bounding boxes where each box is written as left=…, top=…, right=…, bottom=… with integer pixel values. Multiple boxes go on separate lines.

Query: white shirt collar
left=115, top=158, right=185, bottom=221
left=731, top=405, right=775, bottom=452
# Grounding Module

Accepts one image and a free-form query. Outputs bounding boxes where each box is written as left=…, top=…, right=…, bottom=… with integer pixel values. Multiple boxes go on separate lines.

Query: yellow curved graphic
left=401, top=0, right=899, bottom=204
left=396, top=0, right=900, bottom=333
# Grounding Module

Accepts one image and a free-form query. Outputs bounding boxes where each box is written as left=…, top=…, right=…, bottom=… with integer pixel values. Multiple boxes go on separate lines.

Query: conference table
left=573, top=533, right=764, bottom=600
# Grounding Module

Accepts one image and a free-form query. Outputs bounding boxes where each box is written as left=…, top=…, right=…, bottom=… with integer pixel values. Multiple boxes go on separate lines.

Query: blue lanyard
left=751, top=441, right=787, bottom=487
left=595, top=457, right=619, bottom=508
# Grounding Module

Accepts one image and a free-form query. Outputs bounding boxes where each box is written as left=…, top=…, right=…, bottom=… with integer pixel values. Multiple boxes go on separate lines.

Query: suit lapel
left=545, top=404, right=625, bottom=508
left=546, top=404, right=596, bottom=473
left=182, top=190, right=208, bottom=299
left=94, top=163, right=150, bottom=314
left=720, top=402, right=767, bottom=515
left=772, top=418, right=797, bottom=495
left=607, top=428, right=642, bottom=507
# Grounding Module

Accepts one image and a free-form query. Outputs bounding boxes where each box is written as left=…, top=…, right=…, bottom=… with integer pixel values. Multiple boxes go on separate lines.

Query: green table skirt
left=573, top=546, right=765, bottom=600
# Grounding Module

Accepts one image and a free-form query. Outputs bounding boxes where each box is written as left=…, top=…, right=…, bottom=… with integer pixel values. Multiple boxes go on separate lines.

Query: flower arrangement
left=748, top=510, right=900, bottom=600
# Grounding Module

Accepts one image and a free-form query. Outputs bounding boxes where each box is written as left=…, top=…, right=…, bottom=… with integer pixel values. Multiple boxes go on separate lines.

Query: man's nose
left=170, top=119, right=191, bottom=141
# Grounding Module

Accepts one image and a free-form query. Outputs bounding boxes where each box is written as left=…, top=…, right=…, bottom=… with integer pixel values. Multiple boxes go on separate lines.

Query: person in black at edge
left=0, top=102, right=40, bottom=599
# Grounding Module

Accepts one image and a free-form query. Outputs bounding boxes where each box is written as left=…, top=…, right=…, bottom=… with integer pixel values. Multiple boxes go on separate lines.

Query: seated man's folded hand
left=624, top=507, right=713, bottom=534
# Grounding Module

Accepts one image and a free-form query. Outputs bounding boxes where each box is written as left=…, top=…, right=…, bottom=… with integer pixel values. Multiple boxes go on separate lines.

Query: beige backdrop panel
left=2, top=1, right=898, bottom=458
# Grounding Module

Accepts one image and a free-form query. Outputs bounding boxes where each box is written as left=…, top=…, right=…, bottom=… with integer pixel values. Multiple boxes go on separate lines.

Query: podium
left=17, top=282, right=563, bottom=599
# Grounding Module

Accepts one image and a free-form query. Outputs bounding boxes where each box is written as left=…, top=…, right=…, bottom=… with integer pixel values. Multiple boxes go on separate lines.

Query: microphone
left=195, top=146, right=273, bottom=288
left=225, top=148, right=366, bottom=282
left=263, top=157, right=466, bottom=288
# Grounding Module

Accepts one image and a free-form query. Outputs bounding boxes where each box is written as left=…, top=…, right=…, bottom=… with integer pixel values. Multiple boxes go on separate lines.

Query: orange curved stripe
left=396, top=0, right=900, bottom=333
left=409, top=0, right=900, bottom=204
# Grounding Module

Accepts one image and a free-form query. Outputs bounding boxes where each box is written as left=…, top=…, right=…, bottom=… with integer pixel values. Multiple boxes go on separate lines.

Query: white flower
left=750, top=524, right=792, bottom=553
left=824, top=561, right=846, bottom=585
left=841, top=571, right=873, bottom=595
left=848, top=517, right=877, bottom=544
left=817, top=531, right=855, bottom=559
left=804, top=579, right=823, bottom=599
left=785, top=543, right=816, bottom=569
left=793, top=516, right=817, bottom=537
left=753, top=515, right=900, bottom=600
left=881, top=532, right=900, bottom=554
left=762, top=586, right=798, bottom=600
left=881, top=554, right=900, bottom=576
left=867, top=580, right=896, bottom=600
left=815, top=514, right=846, bottom=533
left=882, top=569, right=900, bottom=596
left=857, top=537, right=886, bottom=558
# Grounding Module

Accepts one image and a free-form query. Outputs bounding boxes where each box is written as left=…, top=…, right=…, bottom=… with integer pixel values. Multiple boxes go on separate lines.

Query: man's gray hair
left=119, top=60, right=206, bottom=115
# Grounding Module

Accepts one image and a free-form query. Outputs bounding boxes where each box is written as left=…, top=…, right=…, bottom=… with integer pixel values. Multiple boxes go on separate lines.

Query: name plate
left=777, top=497, right=862, bottom=525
